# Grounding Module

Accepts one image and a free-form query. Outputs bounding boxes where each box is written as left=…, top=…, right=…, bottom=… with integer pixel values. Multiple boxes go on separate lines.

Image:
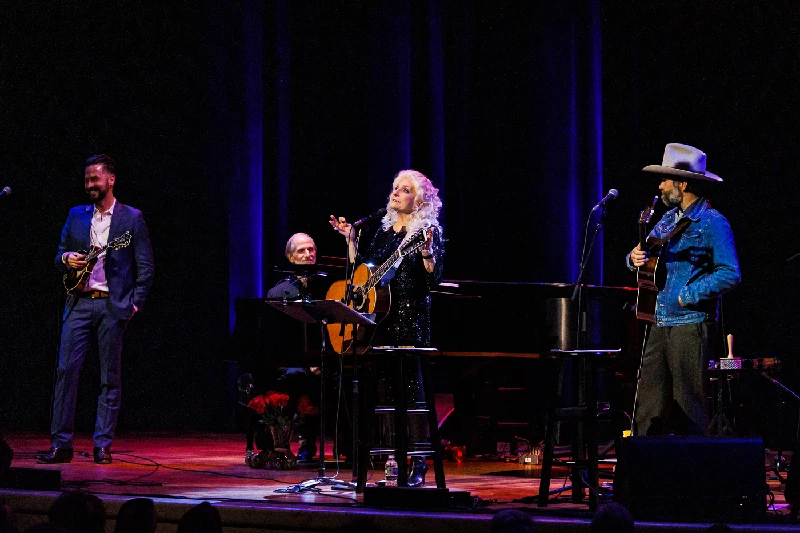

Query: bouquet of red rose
left=247, top=391, right=292, bottom=429
left=245, top=391, right=321, bottom=470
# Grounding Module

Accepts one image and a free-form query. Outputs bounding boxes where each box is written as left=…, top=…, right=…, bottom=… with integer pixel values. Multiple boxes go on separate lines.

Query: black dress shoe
left=36, top=447, right=73, bottom=464
left=93, top=447, right=112, bottom=464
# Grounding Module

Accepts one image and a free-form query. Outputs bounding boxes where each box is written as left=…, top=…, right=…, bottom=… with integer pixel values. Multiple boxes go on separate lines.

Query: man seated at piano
left=273, top=232, right=322, bottom=461
left=241, top=233, right=322, bottom=463
left=266, top=232, right=318, bottom=300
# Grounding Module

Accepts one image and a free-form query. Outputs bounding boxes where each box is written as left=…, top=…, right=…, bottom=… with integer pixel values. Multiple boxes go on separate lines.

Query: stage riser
left=4, top=490, right=799, bottom=533
left=3, top=491, right=499, bottom=533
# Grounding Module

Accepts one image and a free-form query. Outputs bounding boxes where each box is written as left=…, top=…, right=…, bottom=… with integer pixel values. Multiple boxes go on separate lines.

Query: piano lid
left=431, top=279, right=637, bottom=354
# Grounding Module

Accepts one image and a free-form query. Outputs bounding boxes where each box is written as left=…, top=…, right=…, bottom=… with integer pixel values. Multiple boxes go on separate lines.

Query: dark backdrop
left=603, top=1, right=800, bottom=442
left=1, top=1, right=798, bottom=444
left=0, top=1, right=233, bottom=433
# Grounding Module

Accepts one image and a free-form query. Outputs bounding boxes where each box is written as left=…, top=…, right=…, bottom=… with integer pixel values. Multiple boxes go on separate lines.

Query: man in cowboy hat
left=627, top=143, right=741, bottom=436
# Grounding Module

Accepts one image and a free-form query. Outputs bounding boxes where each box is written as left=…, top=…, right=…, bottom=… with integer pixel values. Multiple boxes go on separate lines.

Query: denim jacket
left=627, top=198, right=741, bottom=326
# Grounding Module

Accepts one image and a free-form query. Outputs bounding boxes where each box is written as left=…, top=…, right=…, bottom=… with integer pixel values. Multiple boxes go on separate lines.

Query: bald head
left=285, top=233, right=317, bottom=264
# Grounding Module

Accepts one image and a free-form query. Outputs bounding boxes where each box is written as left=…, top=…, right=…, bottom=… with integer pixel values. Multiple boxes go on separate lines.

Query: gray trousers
left=634, top=322, right=716, bottom=436
left=51, top=297, right=128, bottom=448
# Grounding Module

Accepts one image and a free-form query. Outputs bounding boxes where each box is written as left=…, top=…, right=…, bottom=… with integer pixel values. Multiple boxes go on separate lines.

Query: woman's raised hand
left=329, top=215, right=352, bottom=241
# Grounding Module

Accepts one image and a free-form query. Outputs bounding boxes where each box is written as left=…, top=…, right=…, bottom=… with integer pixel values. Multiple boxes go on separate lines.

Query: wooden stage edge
left=1, top=432, right=799, bottom=533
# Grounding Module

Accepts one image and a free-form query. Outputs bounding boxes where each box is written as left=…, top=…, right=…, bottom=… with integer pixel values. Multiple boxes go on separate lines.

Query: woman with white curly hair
left=330, top=169, right=443, bottom=346
left=329, top=169, right=444, bottom=486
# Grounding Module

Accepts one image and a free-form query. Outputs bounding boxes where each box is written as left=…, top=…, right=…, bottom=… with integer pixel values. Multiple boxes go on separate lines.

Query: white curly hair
left=381, top=169, right=443, bottom=238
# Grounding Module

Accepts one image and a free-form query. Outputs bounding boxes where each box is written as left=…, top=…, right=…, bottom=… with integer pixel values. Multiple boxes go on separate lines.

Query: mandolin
left=63, top=231, right=132, bottom=294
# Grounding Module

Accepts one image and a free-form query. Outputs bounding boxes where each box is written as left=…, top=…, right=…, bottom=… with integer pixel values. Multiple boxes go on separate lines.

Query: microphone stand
left=344, top=227, right=359, bottom=307
left=562, top=204, right=607, bottom=504
left=571, top=205, right=608, bottom=350
left=760, top=372, right=800, bottom=481
left=348, top=227, right=360, bottom=483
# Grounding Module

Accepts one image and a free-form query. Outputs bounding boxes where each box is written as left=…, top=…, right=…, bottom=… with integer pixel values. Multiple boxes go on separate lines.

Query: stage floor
left=4, top=431, right=564, bottom=504
left=0, top=432, right=796, bottom=532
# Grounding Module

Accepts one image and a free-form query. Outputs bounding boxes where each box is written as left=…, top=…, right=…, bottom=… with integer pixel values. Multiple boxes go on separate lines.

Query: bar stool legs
left=356, top=348, right=446, bottom=492
left=537, top=350, right=620, bottom=510
left=421, top=352, right=446, bottom=488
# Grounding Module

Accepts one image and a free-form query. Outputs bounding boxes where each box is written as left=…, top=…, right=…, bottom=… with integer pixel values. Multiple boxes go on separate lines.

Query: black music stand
left=265, top=299, right=374, bottom=488
left=707, top=367, right=736, bottom=437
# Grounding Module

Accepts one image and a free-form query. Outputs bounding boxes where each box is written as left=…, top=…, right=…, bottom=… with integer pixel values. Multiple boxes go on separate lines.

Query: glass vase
left=269, top=425, right=297, bottom=470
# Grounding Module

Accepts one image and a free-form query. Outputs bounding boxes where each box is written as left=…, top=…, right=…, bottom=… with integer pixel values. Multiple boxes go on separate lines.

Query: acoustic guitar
left=63, top=231, right=132, bottom=294
left=635, top=199, right=690, bottom=322
left=325, top=227, right=430, bottom=354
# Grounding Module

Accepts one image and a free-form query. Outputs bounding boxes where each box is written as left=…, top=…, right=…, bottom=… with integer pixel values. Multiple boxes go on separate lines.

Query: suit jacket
left=55, top=201, right=155, bottom=320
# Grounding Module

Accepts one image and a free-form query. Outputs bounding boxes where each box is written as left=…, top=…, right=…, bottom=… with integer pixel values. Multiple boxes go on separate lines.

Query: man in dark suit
left=38, top=154, right=154, bottom=464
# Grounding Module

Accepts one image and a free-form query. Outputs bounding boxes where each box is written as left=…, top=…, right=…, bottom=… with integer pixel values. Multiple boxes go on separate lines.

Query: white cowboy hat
left=642, top=143, right=722, bottom=182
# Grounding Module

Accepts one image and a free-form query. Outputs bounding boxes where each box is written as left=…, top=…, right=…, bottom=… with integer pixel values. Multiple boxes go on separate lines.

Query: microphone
left=352, top=207, right=387, bottom=227
left=591, top=189, right=618, bottom=212
left=0, top=186, right=10, bottom=197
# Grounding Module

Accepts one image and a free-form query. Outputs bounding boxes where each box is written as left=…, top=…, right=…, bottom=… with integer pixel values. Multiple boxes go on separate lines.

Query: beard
left=86, top=187, right=107, bottom=202
left=662, top=187, right=682, bottom=208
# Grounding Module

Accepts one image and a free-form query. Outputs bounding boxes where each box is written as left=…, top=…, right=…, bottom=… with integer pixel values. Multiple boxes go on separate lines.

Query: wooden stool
left=537, top=349, right=620, bottom=510
left=357, top=347, right=446, bottom=492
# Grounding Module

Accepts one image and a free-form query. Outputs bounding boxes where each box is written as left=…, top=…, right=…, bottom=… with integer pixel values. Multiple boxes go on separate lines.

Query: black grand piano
left=231, top=272, right=641, bottom=453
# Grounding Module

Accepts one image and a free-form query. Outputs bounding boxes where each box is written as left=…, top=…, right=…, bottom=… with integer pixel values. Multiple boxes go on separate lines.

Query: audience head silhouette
left=48, top=491, right=105, bottom=533
left=114, top=498, right=157, bottom=533
left=590, top=502, right=634, bottom=533
left=176, top=502, right=222, bottom=533
left=490, top=509, right=535, bottom=533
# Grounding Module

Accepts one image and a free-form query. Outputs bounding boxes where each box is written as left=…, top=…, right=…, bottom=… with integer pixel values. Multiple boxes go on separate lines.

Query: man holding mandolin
left=38, top=154, right=154, bottom=465
left=627, top=143, right=740, bottom=436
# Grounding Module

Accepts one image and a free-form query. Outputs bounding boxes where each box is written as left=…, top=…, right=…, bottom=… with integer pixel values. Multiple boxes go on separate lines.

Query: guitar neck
left=363, top=249, right=400, bottom=293
left=360, top=231, right=426, bottom=294
left=638, top=224, right=647, bottom=250
left=638, top=196, right=658, bottom=250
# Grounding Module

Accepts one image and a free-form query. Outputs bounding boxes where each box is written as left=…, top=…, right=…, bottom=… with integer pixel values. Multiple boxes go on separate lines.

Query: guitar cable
left=630, top=322, right=651, bottom=435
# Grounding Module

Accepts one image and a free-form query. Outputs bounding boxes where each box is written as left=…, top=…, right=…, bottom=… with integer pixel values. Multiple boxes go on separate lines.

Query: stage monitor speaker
left=0, top=435, right=12, bottom=470
left=364, top=487, right=451, bottom=509
left=614, top=437, right=766, bottom=522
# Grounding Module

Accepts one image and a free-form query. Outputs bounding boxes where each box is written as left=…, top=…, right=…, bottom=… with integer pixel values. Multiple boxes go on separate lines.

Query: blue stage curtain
left=253, top=0, right=603, bottom=325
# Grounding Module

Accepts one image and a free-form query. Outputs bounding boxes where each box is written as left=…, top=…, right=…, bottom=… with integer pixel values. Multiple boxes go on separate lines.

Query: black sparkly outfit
left=360, top=226, right=443, bottom=448
left=361, top=226, right=443, bottom=347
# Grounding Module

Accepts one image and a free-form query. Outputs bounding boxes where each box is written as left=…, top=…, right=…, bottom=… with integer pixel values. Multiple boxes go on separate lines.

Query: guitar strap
left=377, top=229, right=423, bottom=286
left=666, top=217, right=692, bottom=241
left=646, top=217, right=691, bottom=250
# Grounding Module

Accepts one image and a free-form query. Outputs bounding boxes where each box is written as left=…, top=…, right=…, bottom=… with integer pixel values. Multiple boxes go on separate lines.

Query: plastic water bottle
left=384, top=455, right=398, bottom=486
